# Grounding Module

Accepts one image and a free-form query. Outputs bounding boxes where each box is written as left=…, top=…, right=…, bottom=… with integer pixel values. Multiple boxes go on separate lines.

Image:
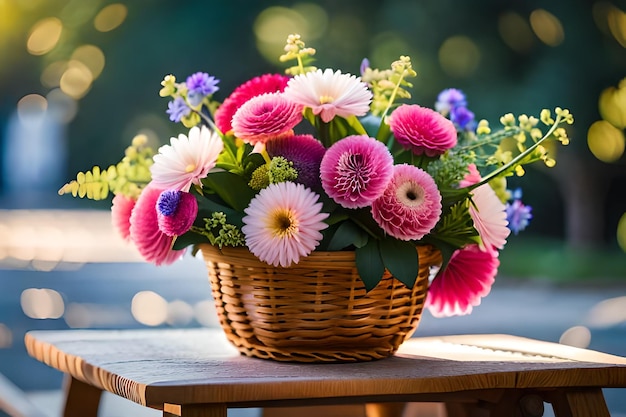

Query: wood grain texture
left=24, top=329, right=626, bottom=412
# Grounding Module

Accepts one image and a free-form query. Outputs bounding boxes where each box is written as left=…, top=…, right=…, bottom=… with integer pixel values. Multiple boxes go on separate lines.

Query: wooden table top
left=24, top=328, right=626, bottom=410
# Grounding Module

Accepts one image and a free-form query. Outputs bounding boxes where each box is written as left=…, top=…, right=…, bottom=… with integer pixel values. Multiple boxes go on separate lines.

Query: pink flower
left=320, top=135, right=393, bottom=209
left=425, top=244, right=499, bottom=317
left=470, top=183, right=510, bottom=251
left=388, top=104, right=457, bottom=156
left=214, top=73, right=290, bottom=134
left=156, top=190, right=198, bottom=237
left=266, top=134, right=326, bottom=189
left=231, top=93, right=303, bottom=145
left=460, top=164, right=510, bottom=251
left=371, top=164, right=442, bottom=240
left=111, top=194, right=136, bottom=241
left=129, top=185, right=186, bottom=265
left=283, top=69, right=372, bottom=123
left=150, top=125, right=223, bottom=192
left=242, top=182, right=329, bottom=267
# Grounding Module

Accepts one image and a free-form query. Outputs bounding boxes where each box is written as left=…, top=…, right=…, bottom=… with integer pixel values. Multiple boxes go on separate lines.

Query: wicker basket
left=200, top=244, right=442, bottom=362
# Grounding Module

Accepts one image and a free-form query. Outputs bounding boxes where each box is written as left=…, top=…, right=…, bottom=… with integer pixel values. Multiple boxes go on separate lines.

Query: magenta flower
left=214, top=73, right=290, bottom=134
left=156, top=190, right=198, bottom=237
left=241, top=182, right=329, bottom=267
left=129, top=185, right=186, bottom=265
left=283, top=69, right=372, bottom=123
left=266, top=134, right=326, bottom=189
left=111, top=194, right=136, bottom=241
left=389, top=104, right=457, bottom=156
left=425, top=244, right=499, bottom=317
left=231, top=92, right=303, bottom=145
left=371, top=164, right=442, bottom=240
left=320, top=135, right=393, bottom=209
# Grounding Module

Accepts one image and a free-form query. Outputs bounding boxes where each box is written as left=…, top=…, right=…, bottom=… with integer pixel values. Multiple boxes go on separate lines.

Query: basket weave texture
left=200, top=244, right=442, bottom=362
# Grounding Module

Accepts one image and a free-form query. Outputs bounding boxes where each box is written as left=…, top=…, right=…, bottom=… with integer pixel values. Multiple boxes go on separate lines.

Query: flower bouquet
left=60, top=34, right=573, bottom=362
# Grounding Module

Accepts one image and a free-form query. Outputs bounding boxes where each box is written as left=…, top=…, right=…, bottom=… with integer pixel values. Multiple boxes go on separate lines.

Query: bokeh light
left=166, top=300, right=194, bottom=326
left=529, top=9, right=565, bottom=47
left=60, top=60, right=94, bottom=99
left=94, top=3, right=128, bottom=32
left=370, top=32, right=415, bottom=71
left=26, top=17, right=63, bottom=55
left=618, top=212, right=626, bottom=252
left=254, top=4, right=328, bottom=64
left=586, top=296, right=626, bottom=327
left=71, top=44, right=106, bottom=80
left=194, top=300, right=220, bottom=327
left=587, top=120, right=625, bottom=163
left=438, top=36, right=480, bottom=78
left=131, top=291, right=168, bottom=326
left=598, top=81, right=626, bottom=129
left=0, top=324, right=12, bottom=349
left=16, top=94, right=47, bottom=125
left=20, top=288, right=65, bottom=319
left=498, top=11, right=534, bottom=54
left=559, top=325, right=591, bottom=349
left=607, top=4, right=626, bottom=47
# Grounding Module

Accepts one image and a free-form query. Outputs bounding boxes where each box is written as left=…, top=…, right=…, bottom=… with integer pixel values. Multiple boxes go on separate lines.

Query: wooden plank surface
left=24, top=329, right=626, bottom=410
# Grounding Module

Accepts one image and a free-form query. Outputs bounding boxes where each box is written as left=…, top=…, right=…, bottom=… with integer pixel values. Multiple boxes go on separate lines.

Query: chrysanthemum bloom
left=389, top=104, right=457, bottom=156
left=459, top=164, right=510, bottom=251
left=129, top=185, right=186, bottom=266
left=242, top=182, right=329, bottom=267
left=470, top=185, right=510, bottom=251
left=371, top=164, right=442, bottom=240
left=111, top=194, right=136, bottom=240
left=150, top=125, right=223, bottom=192
left=214, top=73, right=290, bottom=134
left=266, top=134, right=326, bottom=189
left=425, top=244, right=499, bottom=317
left=156, top=190, right=198, bottom=237
left=283, top=68, right=373, bottom=123
left=320, top=135, right=393, bottom=209
left=166, top=97, right=191, bottom=123
left=435, top=88, right=467, bottom=115
left=186, top=72, right=219, bottom=107
left=231, top=93, right=303, bottom=145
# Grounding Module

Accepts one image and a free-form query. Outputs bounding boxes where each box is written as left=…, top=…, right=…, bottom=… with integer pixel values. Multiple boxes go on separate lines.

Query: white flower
left=283, top=68, right=372, bottom=123
left=470, top=184, right=510, bottom=251
left=150, top=125, right=223, bottom=192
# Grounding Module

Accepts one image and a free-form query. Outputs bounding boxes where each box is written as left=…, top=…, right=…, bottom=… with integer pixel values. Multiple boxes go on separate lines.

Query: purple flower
left=156, top=190, right=198, bottom=237
left=505, top=189, right=532, bottom=235
left=186, top=72, right=219, bottom=106
left=450, top=106, right=476, bottom=131
left=435, top=88, right=467, bottom=115
left=266, top=134, right=326, bottom=189
left=360, top=58, right=370, bottom=77
left=166, top=97, right=191, bottom=122
left=320, top=135, right=393, bottom=209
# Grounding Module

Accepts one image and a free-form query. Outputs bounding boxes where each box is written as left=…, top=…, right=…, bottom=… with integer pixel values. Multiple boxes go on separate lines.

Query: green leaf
left=327, top=220, right=369, bottom=251
left=171, top=231, right=208, bottom=250
left=379, top=238, right=419, bottom=288
left=355, top=239, right=385, bottom=292
left=200, top=171, right=255, bottom=211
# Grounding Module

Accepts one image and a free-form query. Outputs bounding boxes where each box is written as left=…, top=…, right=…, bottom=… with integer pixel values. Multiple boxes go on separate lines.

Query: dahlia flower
left=388, top=104, right=457, bottom=156
left=425, top=244, right=499, bottom=317
left=150, top=125, right=223, bottom=193
left=129, top=185, right=186, bottom=265
left=241, top=182, right=329, bottom=267
left=214, top=73, right=290, bottom=134
left=371, top=164, right=442, bottom=241
left=156, top=190, right=198, bottom=237
left=231, top=93, right=303, bottom=145
left=320, top=135, right=393, bottom=209
left=266, top=134, right=326, bottom=189
left=283, top=68, right=372, bottom=123
left=111, top=194, right=136, bottom=241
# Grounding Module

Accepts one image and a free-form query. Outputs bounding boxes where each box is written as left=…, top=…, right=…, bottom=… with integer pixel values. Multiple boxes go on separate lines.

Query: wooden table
left=24, top=328, right=626, bottom=417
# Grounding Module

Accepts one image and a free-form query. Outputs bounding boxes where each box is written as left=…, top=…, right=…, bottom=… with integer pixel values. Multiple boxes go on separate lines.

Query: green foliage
left=355, top=239, right=385, bottom=292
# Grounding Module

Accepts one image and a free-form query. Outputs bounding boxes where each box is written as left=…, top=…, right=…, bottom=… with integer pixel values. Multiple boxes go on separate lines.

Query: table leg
left=546, top=388, right=610, bottom=417
left=163, top=403, right=227, bottom=417
left=62, top=375, right=102, bottom=417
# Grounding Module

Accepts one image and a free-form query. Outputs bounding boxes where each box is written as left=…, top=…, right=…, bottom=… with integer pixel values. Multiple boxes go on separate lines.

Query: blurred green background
left=1, top=0, right=625, bottom=280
